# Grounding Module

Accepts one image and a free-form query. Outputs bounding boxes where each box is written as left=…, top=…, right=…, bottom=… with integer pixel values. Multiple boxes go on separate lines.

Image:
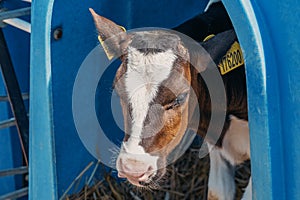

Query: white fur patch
left=208, top=143, right=235, bottom=200
left=207, top=115, right=250, bottom=199
left=242, top=177, right=252, bottom=200
left=124, top=47, right=177, bottom=153
left=221, top=115, right=250, bottom=165
left=116, top=47, right=176, bottom=177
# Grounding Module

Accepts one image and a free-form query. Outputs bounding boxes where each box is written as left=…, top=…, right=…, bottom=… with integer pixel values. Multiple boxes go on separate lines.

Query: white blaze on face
left=123, top=47, right=177, bottom=154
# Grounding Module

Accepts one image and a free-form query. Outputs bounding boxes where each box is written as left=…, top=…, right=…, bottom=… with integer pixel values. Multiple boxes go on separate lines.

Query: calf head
left=90, top=9, right=227, bottom=187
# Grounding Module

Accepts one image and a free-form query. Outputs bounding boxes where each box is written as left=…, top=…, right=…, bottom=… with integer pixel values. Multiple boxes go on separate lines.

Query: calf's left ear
left=89, top=8, right=129, bottom=59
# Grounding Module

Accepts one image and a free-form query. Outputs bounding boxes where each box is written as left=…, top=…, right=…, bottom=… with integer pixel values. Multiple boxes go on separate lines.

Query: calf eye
left=166, top=92, right=188, bottom=110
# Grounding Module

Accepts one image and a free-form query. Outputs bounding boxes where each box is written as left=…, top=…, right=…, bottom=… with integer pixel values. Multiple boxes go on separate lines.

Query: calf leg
left=242, top=177, right=252, bottom=200
left=221, top=115, right=251, bottom=200
left=207, top=115, right=251, bottom=200
left=208, top=145, right=235, bottom=200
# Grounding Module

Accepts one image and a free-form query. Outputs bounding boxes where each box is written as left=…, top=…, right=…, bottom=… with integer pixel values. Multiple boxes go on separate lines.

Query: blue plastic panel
left=0, top=0, right=30, bottom=195
left=29, top=0, right=57, bottom=199
left=31, top=0, right=208, bottom=199
left=223, top=0, right=300, bottom=199
left=30, top=0, right=300, bottom=199
left=0, top=77, right=17, bottom=195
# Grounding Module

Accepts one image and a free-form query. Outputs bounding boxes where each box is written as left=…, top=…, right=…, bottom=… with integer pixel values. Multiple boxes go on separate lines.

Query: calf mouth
left=124, top=167, right=166, bottom=189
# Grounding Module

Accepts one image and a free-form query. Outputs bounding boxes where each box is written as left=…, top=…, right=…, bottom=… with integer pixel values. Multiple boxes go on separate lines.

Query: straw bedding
left=67, top=141, right=250, bottom=200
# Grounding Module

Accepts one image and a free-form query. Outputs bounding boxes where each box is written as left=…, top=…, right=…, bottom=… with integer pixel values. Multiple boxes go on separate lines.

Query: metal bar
left=0, top=166, right=28, bottom=177
left=2, top=18, right=31, bottom=33
left=0, top=93, right=29, bottom=101
left=0, top=187, right=28, bottom=199
left=0, top=29, right=29, bottom=166
left=0, top=117, right=15, bottom=129
left=0, top=7, right=31, bottom=21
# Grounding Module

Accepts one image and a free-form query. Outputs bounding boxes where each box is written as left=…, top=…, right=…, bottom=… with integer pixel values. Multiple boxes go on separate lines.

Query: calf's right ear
left=89, top=8, right=129, bottom=59
left=201, top=30, right=237, bottom=67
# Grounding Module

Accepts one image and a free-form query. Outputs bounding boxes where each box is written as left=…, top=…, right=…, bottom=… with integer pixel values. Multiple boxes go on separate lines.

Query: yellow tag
left=218, top=41, right=244, bottom=75
left=98, top=25, right=126, bottom=60
left=98, top=35, right=114, bottom=60
left=119, top=25, right=126, bottom=32
left=203, top=34, right=215, bottom=42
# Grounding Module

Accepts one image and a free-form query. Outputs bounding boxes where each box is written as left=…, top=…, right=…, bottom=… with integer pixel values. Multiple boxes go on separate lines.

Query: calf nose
left=117, top=158, right=154, bottom=181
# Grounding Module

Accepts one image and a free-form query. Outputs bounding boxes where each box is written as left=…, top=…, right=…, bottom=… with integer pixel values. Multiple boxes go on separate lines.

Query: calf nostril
left=148, top=166, right=153, bottom=172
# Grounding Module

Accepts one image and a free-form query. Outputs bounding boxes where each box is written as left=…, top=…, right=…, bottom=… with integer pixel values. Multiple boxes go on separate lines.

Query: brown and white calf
left=90, top=9, right=251, bottom=200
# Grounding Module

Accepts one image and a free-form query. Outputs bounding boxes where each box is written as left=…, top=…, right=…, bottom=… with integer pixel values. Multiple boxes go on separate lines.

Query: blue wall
left=29, top=0, right=300, bottom=199
left=0, top=0, right=30, bottom=196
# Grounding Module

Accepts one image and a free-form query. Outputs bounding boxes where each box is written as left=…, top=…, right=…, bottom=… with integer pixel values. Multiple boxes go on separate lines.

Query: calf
left=90, top=8, right=251, bottom=200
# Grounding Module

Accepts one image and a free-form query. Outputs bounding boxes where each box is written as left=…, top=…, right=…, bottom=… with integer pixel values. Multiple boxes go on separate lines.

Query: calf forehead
left=129, top=31, right=181, bottom=53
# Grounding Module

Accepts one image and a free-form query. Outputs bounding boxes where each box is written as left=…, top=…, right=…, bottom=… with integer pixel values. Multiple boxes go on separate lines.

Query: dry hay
left=66, top=143, right=250, bottom=200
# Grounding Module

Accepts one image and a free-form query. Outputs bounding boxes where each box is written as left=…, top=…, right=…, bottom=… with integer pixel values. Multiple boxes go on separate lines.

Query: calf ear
left=188, top=29, right=237, bottom=72
left=89, top=8, right=129, bottom=59
left=201, top=29, right=237, bottom=65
